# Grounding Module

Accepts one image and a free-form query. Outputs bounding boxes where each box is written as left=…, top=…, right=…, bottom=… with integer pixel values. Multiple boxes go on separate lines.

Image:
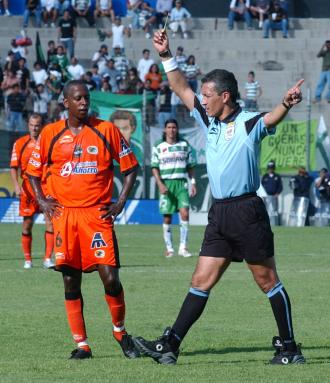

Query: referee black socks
left=267, top=282, right=295, bottom=348
left=170, top=287, right=210, bottom=351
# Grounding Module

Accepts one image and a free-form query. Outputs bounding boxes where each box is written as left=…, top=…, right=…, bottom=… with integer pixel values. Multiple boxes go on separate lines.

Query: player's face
left=28, top=117, right=43, bottom=139
left=201, top=82, right=227, bottom=118
left=64, top=85, right=90, bottom=120
left=164, top=123, right=178, bottom=142
left=114, top=118, right=133, bottom=142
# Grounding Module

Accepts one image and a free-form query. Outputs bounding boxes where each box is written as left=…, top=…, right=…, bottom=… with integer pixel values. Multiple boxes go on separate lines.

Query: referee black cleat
left=116, top=333, right=141, bottom=359
left=69, top=348, right=93, bottom=360
left=270, top=336, right=305, bottom=365
left=133, top=327, right=179, bottom=365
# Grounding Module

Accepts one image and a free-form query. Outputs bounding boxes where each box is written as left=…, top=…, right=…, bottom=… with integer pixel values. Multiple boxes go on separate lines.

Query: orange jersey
left=26, top=117, right=138, bottom=207
left=10, top=135, right=37, bottom=180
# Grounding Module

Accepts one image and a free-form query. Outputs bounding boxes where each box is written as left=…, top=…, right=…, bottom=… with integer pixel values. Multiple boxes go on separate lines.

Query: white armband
left=162, top=57, right=178, bottom=73
left=190, top=178, right=196, bottom=185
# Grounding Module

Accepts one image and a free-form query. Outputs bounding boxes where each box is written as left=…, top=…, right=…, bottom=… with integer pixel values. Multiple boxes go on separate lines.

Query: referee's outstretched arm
left=153, top=30, right=195, bottom=111
left=263, top=79, right=304, bottom=129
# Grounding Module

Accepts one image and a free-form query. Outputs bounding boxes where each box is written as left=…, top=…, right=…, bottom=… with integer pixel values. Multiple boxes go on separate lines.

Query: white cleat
left=24, top=260, right=33, bottom=269
left=43, top=258, right=55, bottom=269
left=178, top=248, right=192, bottom=258
left=165, top=250, right=174, bottom=258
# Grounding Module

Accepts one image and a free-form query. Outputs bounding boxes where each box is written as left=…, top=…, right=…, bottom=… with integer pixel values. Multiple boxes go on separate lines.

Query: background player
left=10, top=113, right=54, bottom=269
left=26, top=80, right=140, bottom=360
left=151, top=119, right=197, bottom=257
left=134, top=30, right=305, bottom=365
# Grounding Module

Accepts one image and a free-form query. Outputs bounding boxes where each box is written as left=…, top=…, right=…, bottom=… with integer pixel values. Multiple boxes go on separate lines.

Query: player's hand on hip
left=159, top=183, right=168, bottom=194
left=99, top=201, right=125, bottom=222
left=39, top=197, right=63, bottom=220
left=283, top=79, right=304, bottom=106
left=190, top=184, right=197, bottom=198
left=153, top=30, right=169, bottom=53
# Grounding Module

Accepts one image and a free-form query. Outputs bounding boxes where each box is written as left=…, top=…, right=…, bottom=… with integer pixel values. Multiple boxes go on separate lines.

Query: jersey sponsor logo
left=28, top=158, right=41, bottom=168
left=60, top=161, right=98, bottom=177
left=159, top=155, right=187, bottom=165
left=224, top=122, right=235, bottom=141
left=59, top=135, right=74, bottom=144
left=73, top=144, right=83, bottom=157
left=94, top=249, right=105, bottom=258
left=91, top=232, right=107, bottom=249
left=119, top=138, right=132, bottom=158
left=162, top=147, right=168, bottom=153
left=87, top=145, right=98, bottom=155
left=209, top=126, right=219, bottom=135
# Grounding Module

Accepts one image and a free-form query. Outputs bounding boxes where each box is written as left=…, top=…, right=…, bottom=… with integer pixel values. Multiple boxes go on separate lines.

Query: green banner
left=260, top=120, right=317, bottom=174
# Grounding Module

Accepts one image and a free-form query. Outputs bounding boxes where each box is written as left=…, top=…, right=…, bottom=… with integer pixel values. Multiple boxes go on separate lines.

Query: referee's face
left=201, top=82, right=226, bottom=118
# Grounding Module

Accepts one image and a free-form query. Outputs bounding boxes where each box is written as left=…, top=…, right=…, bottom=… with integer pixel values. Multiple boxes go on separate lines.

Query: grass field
left=0, top=223, right=329, bottom=383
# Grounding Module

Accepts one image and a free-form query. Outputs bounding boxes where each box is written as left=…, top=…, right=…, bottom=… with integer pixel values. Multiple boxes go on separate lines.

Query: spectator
left=144, top=63, right=162, bottom=91
left=46, top=69, right=62, bottom=120
left=102, top=59, right=121, bottom=92
left=155, top=0, right=172, bottom=28
left=138, top=1, right=156, bottom=39
left=83, top=71, right=97, bottom=91
left=46, top=40, right=57, bottom=65
left=91, top=64, right=102, bottom=90
left=58, top=9, right=77, bottom=59
left=175, top=46, right=186, bottom=71
left=261, top=160, right=283, bottom=196
left=111, top=46, right=130, bottom=79
left=51, top=45, right=69, bottom=78
left=32, top=83, right=50, bottom=121
left=6, top=84, right=26, bottom=131
left=23, top=0, right=42, bottom=28
left=137, top=49, right=154, bottom=82
left=32, top=61, right=48, bottom=86
left=94, top=0, right=115, bottom=22
left=228, top=0, right=252, bottom=30
left=249, top=0, right=270, bottom=28
left=92, top=44, right=111, bottom=75
left=313, top=40, right=330, bottom=104
left=158, top=81, right=172, bottom=128
left=1, top=69, right=20, bottom=105
left=315, top=168, right=330, bottom=202
left=97, top=16, right=131, bottom=53
left=263, top=0, right=288, bottom=38
left=100, top=74, right=112, bottom=92
left=182, top=55, right=201, bottom=92
left=126, top=67, right=143, bottom=94
left=169, top=0, right=191, bottom=39
left=143, top=78, right=156, bottom=125
left=56, top=0, right=70, bottom=16
left=67, top=57, right=85, bottom=80
left=71, top=0, right=95, bottom=27
left=126, top=0, right=142, bottom=30
left=244, top=70, right=262, bottom=111
left=0, top=0, right=10, bottom=15
left=10, top=38, right=27, bottom=60
left=42, top=0, right=58, bottom=27
left=16, top=57, right=30, bottom=92
left=4, top=51, right=19, bottom=73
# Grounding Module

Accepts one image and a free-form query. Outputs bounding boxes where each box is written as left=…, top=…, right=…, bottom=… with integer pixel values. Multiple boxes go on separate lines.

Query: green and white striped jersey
left=151, top=139, right=197, bottom=180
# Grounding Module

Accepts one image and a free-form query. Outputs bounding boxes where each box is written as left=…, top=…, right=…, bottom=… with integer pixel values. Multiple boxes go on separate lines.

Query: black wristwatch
left=159, top=50, right=172, bottom=59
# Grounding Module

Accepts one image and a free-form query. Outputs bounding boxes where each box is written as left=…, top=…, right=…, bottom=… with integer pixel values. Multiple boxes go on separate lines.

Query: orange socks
left=65, top=292, right=87, bottom=344
left=44, top=231, right=54, bottom=260
left=105, top=289, right=126, bottom=341
left=21, top=233, right=32, bottom=261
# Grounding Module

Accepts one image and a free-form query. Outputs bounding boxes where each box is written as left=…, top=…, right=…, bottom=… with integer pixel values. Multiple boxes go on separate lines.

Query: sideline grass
left=0, top=223, right=329, bottom=383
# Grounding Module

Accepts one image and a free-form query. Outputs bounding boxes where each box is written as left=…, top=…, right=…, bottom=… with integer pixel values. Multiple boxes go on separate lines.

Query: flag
left=316, top=115, right=330, bottom=170
left=35, top=31, right=46, bottom=67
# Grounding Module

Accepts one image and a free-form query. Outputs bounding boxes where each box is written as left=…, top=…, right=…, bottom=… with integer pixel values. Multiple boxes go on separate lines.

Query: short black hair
left=201, top=69, right=238, bottom=102
left=248, top=71, right=255, bottom=76
left=162, top=118, right=180, bottom=142
left=143, top=49, right=150, bottom=54
left=63, top=80, right=88, bottom=98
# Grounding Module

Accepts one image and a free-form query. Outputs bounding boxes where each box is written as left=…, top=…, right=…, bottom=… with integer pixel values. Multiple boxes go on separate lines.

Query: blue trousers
left=315, top=70, right=330, bottom=101
left=263, top=19, right=288, bottom=38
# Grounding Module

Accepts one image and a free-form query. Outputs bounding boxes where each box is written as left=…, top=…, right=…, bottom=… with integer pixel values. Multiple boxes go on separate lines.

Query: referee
left=134, top=30, right=305, bottom=365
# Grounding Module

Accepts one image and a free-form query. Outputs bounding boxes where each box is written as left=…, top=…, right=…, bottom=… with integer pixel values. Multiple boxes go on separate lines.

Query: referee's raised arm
left=153, top=30, right=195, bottom=111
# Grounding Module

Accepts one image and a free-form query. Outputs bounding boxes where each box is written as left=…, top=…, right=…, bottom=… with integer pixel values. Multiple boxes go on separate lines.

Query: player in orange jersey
left=26, top=80, right=140, bottom=360
left=10, top=113, right=55, bottom=270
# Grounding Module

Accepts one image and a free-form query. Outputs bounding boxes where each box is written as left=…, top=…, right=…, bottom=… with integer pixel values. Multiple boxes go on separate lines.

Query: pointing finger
left=293, top=79, right=304, bottom=89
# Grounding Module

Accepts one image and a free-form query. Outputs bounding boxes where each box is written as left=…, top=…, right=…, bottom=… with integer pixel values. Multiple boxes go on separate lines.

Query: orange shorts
left=53, top=206, right=120, bottom=272
left=19, top=182, right=40, bottom=217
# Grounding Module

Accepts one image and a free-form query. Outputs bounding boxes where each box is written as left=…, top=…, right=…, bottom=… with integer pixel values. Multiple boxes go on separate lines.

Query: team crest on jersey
left=59, top=135, right=74, bottom=144
left=224, top=122, right=235, bottom=141
left=91, top=232, right=107, bottom=249
left=87, top=146, right=98, bottom=155
left=119, top=138, right=132, bottom=158
left=94, top=249, right=105, bottom=258
left=73, top=144, right=83, bottom=157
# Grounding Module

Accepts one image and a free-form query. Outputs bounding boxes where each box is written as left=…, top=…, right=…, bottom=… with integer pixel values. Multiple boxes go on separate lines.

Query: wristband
left=162, top=57, right=178, bottom=73
left=282, top=100, right=291, bottom=110
left=159, top=49, right=172, bottom=59
left=190, top=178, right=196, bottom=185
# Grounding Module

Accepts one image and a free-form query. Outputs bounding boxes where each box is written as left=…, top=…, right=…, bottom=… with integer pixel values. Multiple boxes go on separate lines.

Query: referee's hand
left=283, top=79, right=304, bottom=107
left=153, top=30, right=169, bottom=54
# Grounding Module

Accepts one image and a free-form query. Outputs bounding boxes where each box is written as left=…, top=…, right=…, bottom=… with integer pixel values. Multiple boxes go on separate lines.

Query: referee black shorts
left=200, top=193, right=274, bottom=263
